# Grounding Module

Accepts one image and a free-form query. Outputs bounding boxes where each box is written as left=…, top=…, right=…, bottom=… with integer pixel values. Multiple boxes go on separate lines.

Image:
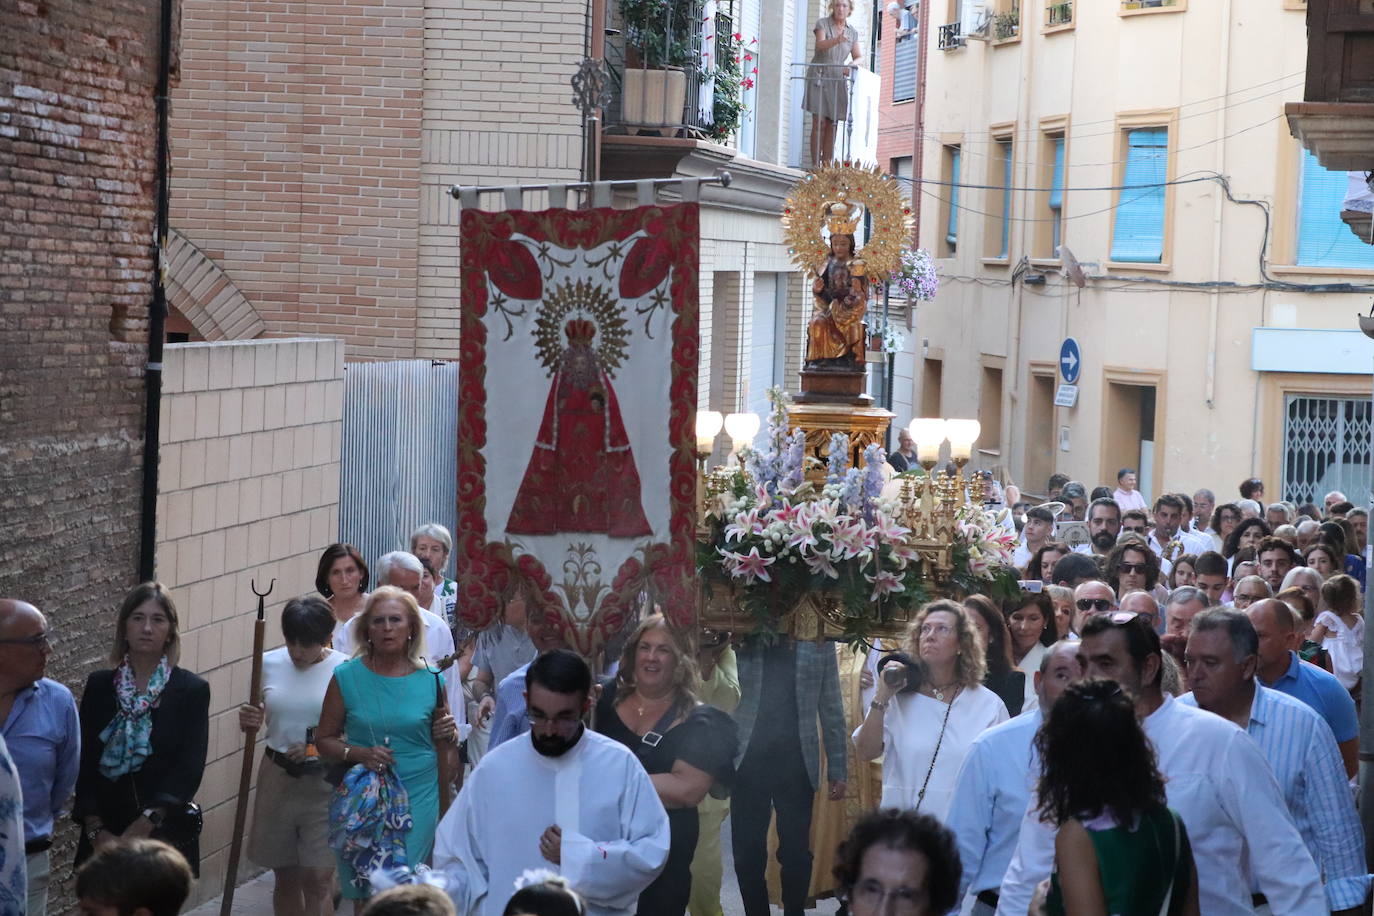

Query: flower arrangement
left=867, top=322, right=906, bottom=354
left=891, top=246, right=940, bottom=302
left=707, top=31, right=757, bottom=142
left=697, top=388, right=1019, bottom=640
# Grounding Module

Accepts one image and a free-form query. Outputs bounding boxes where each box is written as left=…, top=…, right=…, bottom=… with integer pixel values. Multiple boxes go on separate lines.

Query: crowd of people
left=1, top=472, right=1371, bottom=916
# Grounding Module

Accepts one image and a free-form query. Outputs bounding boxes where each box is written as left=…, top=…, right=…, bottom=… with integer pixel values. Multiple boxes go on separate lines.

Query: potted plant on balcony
left=619, top=0, right=701, bottom=135
left=706, top=31, right=756, bottom=143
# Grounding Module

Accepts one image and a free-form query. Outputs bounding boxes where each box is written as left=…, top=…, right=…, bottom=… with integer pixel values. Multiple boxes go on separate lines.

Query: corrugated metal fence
left=338, top=359, right=459, bottom=578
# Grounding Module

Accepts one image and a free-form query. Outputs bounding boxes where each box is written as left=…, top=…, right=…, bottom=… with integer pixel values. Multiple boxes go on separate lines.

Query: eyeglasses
left=1075, top=598, right=1114, bottom=612
left=1116, top=562, right=1147, bottom=574
left=1233, top=593, right=1265, bottom=605
left=850, top=879, right=925, bottom=916
left=0, top=630, right=51, bottom=650
left=918, top=623, right=953, bottom=637
left=526, top=711, right=583, bottom=732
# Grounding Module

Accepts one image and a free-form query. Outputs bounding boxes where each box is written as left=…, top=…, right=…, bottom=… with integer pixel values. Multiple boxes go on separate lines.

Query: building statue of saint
left=805, top=200, right=869, bottom=370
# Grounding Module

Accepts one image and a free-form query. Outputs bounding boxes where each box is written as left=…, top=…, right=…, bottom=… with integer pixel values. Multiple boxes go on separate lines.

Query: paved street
left=185, top=816, right=843, bottom=916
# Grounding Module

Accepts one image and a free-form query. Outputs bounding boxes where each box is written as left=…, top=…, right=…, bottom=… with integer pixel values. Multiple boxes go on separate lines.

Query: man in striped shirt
left=1181, top=607, right=1369, bottom=915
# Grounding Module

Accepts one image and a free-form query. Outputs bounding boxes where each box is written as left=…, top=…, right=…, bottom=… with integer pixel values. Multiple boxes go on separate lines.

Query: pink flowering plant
left=697, top=388, right=1018, bottom=639
left=891, top=246, right=939, bottom=302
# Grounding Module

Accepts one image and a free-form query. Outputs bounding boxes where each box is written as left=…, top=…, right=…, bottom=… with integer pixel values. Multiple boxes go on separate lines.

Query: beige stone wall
left=155, top=338, right=344, bottom=907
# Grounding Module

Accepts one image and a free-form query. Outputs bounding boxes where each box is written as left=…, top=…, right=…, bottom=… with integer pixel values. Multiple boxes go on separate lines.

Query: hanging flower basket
left=891, top=246, right=940, bottom=302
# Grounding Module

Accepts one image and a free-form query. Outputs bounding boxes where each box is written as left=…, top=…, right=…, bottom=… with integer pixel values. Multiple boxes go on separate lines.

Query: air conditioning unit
left=963, top=0, right=992, bottom=39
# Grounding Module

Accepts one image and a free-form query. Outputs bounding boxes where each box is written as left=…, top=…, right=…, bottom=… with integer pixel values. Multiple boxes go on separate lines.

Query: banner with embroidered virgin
left=457, top=202, right=699, bottom=654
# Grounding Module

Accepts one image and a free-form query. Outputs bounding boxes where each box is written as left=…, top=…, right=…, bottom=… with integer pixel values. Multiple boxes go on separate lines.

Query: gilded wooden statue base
left=786, top=398, right=894, bottom=480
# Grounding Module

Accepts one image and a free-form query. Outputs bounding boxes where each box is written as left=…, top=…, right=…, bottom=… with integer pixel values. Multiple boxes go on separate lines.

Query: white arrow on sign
left=1061, top=351, right=1078, bottom=375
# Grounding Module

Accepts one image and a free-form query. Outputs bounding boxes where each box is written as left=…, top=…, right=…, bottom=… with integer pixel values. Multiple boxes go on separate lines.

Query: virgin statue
left=805, top=220, right=869, bottom=370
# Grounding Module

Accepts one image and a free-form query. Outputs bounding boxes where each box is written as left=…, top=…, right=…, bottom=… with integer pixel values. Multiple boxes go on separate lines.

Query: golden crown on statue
left=822, top=199, right=864, bottom=236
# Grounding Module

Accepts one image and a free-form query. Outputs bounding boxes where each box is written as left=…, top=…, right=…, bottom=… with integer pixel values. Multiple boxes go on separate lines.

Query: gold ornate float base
left=786, top=398, right=894, bottom=483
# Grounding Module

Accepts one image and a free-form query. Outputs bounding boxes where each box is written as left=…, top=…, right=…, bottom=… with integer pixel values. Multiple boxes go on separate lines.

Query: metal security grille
left=1281, top=394, right=1372, bottom=506
left=338, top=360, right=459, bottom=578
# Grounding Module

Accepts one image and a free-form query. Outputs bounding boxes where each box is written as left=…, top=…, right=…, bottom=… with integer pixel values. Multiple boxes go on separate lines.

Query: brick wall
left=154, top=338, right=344, bottom=908
left=168, top=0, right=425, bottom=359
left=1, top=0, right=161, bottom=907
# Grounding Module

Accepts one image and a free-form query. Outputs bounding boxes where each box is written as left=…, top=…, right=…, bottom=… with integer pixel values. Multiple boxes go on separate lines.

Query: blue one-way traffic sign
left=1059, top=337, right=1081, bottom=384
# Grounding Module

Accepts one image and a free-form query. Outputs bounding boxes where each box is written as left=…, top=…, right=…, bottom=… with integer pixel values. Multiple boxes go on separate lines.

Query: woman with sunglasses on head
left=1038, top=679, right=1199, bottom=916
left=853, top=601, right=1008, bottom=822
left=594, top=614, right=737, bottom=916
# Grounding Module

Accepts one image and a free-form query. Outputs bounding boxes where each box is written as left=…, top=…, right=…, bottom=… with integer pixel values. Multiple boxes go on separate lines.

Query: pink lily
left=725, top=508, right=764, bottom=543
left=732, top=546, right=776, bottom=583
left=871, top=510, right=910, bottom=543
left=866, top=569, right=905, bottom=600
left=802, top=550, right=840, bottom=579
left=771, top=499, right=804, bottom=527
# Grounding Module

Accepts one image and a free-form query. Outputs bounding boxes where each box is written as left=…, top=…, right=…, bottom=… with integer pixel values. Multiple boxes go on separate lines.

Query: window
left=891, top=156, right=913, bottom=207
left=1045, top=0, right=1073, bottom=27
left=993, top=1, right=1020, bottom=40
left=1111, top=127, right=1168, bottom=264
left=985, top=137, right=1013, bottom=260
left=1048, top=136, right=1065, bottom=255
left=942, top=145, right=961, bottom=256
left=892, top=8, right=918, bottom=102
left=1120, top=0, right=1184, bottom=12
left=1295, top=149, right=1374, bottom=269
left=922, top=358, right=944, bottom=417
left=980, top=365, right=1003, bottom=452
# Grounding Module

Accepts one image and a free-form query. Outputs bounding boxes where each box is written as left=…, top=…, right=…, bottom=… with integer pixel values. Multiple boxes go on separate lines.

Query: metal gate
left=1281, top=394, right=1372, bottom=506
left=338, top=360, right=459, bottom=578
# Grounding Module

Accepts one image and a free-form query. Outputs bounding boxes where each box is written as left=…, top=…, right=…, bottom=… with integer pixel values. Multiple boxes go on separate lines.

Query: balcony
left=993, top=8, right=1020, bottom=40
left=1285, top=0, right=1374, bottom=171
left=1121, top=0, right=1182, bottom=10
left=1046, top=1, right=1073, bottom=27
left=938, top=21, right=965, bottom=50
left=603, top=0, right=716, bottom=139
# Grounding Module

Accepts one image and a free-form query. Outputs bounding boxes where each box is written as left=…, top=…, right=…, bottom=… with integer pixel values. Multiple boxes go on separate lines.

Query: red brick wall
left=0, top=0, right=162, bottom=907
left=168, top=0, right=424, bottom=360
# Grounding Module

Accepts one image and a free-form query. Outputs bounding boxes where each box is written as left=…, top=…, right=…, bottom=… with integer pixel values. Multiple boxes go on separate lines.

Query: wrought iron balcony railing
left=938, top=21, right=964, bottom=50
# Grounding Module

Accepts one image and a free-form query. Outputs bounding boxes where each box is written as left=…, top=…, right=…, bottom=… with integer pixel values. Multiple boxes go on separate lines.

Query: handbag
left=151, top=802, right=204, bottom=876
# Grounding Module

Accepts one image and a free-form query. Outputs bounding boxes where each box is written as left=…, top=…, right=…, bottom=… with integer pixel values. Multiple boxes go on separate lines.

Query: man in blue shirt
left=0, top=599, right=80, bottom=916
left=1248, top=598, right=1359, bottom=778
left=946, top=640, right=1081, bottom=915
left=488, top=600, right=572, bottom=750
left=1183, top=607, right=1368, bottom=914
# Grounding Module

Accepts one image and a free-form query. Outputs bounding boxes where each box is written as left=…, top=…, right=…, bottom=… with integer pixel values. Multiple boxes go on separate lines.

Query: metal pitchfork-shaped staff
left=220, top=577, right=274, bottom=916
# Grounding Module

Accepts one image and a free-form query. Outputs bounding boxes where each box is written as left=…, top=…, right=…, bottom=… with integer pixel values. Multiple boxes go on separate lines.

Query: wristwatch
left=869, top=699, right=889, bottom=712
left=141, top=807, right=165, bottom=829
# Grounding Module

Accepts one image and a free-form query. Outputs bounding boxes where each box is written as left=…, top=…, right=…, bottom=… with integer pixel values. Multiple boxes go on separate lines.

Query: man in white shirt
left=1073, top=498, right=1121, bottom=559
left=435, top=650, right=670, bottom=916
left=996, top=612, right=1324, bottom=916
left=946, top=640, right=1081, bottom=915
left=1180, top=609, right=1369, bottom=915
left=1147, top=494, right=1210, bottom=564
left=1011, top=506, right=1055, bottom=571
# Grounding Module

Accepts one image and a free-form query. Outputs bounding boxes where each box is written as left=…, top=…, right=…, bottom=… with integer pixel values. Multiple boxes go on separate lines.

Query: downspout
left=138, top=0, right=174, bottom=582
left=910, top=0, right=929, bottom=247
left=1203, top=0, right=1232, bottom=410
left=1006, top=6, right=1037, bottom=474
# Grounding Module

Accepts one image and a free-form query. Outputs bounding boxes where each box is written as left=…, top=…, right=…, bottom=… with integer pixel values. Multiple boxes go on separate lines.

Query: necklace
left=929, top=681, right=958, bottom=702
left=633, top=690, right=672, bottom=718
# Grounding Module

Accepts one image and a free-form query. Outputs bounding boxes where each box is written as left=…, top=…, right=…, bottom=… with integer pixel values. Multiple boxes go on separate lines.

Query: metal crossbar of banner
left=449, top=172, right=732, bottom=210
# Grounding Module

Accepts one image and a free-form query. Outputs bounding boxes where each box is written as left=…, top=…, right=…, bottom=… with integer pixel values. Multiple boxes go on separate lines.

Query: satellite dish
left=1060, top=245, right=1087, bottom=289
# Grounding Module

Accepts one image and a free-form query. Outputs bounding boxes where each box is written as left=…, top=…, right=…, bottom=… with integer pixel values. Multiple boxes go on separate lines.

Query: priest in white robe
left=434, top=649, right=670, bottom=916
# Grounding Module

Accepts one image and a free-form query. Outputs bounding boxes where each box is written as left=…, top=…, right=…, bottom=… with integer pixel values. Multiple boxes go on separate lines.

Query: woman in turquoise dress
left=1037, top=679, right=1199, bottom=916
left=315, top=586, right=457, bottom=908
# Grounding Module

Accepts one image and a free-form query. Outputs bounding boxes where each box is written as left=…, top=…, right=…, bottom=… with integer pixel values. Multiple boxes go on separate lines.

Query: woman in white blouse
left=238, top=597, right=349, bottom=916
left=853, top=600, right=1008, bottom=821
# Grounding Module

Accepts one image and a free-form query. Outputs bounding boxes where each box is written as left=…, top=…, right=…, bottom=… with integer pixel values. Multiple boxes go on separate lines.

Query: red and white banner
left=457, top=203, right=699, bottom=653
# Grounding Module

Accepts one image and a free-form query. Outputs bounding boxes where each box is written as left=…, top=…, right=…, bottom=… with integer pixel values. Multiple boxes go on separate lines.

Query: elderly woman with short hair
left=411, top=523, right=457, bottom=627
left=853, top=600, right=1008, bottom=820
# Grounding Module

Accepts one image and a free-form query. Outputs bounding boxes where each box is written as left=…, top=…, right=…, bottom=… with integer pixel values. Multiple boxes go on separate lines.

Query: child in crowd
left=1314, top=574, right=1365, bottom=696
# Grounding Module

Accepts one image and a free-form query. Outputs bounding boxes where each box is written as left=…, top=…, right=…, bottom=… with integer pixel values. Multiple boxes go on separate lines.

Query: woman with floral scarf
left=73, top=582, right=210, bottom=874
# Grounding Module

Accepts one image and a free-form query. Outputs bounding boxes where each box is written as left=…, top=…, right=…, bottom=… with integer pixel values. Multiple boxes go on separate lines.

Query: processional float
left=452, top=165, right=1015, bottom=655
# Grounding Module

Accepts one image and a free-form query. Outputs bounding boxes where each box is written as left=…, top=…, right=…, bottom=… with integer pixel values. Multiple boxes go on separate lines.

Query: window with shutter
left=892, top=11, right=917, bottom=102
left=1295, top=149, right=1374, bottom=269
left=998, top=140, right=1012, bottom=258
left=1110, top=127, right=1168, bottom=264
left=946, top=147, right=961, bottom=253
left=1049, top=137, right=1065, bottom=254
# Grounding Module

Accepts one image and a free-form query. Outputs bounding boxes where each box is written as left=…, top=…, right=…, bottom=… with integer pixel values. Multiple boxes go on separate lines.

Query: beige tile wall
left=155, top=337, right=344, bottom=906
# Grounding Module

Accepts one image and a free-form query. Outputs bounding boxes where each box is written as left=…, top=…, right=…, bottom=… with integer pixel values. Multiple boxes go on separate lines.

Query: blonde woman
left=802, top=0, right=862, bottom=167
left=852, top=600, right=1008, bottom=820
left=315, top=587, right=457, bottom=908
left=594, top=614, right=737, bottom=916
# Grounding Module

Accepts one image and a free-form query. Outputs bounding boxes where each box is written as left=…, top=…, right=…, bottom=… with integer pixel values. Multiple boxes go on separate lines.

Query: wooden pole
left=219, top=578, right=273, bottom=916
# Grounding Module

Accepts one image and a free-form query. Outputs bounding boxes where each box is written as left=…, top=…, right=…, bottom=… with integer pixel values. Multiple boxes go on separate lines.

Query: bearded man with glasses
left=0, top=599, right=80, bottom=916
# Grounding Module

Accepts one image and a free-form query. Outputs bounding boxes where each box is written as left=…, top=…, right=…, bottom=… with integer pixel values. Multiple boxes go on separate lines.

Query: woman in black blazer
left=73, top=582, right=210, bottom=873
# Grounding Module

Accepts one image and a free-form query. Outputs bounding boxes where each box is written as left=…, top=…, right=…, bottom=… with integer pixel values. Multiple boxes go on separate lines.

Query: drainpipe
left=138, top=0, right=174, bottom=582
left=1203, top=0, right=1232, bottom=410
left=910, top=0, right=929, bottom=247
